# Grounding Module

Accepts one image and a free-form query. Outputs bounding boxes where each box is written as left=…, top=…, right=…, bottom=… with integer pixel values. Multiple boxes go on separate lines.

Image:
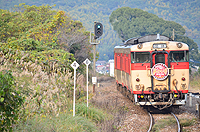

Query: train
left=114, top=34, right=189, bottom=110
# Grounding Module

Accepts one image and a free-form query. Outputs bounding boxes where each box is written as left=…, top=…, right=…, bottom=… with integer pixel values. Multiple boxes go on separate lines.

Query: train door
left=150, top=51, right=170, bottom=93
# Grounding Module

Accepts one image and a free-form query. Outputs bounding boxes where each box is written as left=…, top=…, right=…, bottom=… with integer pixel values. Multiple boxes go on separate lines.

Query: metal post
left=86, top=64, right=89, bottom=107
left=90, top=21, right=102, bottom=94
left=93, top=44, right=96, bottom=93
left=83, top=58, right=91, bottom=107
left=73, top=68, right=76, bottom=116
left=196, top=104, right=198, bottom=113
left=189, top=93, right=192, bottom=107
left=199, top=103, right=200, bottom=119
left=198, top=101, right=200, bottom=119
left=71, top=61, right=79, bottom=117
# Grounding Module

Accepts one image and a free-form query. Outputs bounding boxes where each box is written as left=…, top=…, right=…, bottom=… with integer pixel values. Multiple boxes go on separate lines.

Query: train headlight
left=181, top=83, right=187, bottom=90
left=140, top=84, right=144, bottom=90
left=137, top=44, right=143, bottom=49
left=135, top=85, right=141, bottom=90
left=177, top=43, right=183, bottom=48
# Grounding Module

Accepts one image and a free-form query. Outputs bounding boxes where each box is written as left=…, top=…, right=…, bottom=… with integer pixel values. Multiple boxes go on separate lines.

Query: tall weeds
left=0, top=51, right=119, bottom=131
left=0, top=51, right=80, bottom=118
left=190, top=73, right=200, bottom=90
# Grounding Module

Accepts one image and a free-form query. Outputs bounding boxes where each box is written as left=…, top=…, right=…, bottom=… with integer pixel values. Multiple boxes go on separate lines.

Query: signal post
left=90, top=22, right=103, bottom=93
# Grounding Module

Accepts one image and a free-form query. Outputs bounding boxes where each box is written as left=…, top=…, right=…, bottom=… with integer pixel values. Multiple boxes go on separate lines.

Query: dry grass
left=189, top=75, right=200, bottom=92
left=1, top=51, right=128, bottom=131
left=0, top=51, right=81, bottom=118
left=0, top=51, right=113, bottom=131
left=91, top=90, right=127, bottom=131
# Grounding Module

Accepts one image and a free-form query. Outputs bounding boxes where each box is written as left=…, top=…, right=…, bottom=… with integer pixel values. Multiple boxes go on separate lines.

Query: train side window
left=170, top=51, right=189, bottom=62
left=133, top=52, right=150, bottom=63
left=185, top=51, right=189, bottom=61
left=131, top=52, right=135, bottom=63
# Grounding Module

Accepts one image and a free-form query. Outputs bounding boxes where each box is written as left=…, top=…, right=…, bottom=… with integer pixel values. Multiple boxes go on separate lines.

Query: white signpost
left=71, top=61, right=80, bottom=117
left=92, top=77, right=97, bottom=84
left=83, top=58, right=91, bottom=107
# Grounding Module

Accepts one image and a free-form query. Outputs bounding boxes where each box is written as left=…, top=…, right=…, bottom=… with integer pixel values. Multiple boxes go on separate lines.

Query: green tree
left=109, top=7, right=199, bottom=63
left=109, top=7, right=185, bottom=41
left=0, top=4, right=92, bottom=66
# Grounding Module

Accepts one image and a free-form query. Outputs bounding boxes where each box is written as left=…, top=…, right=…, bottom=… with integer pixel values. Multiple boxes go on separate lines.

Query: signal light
left=136, top=78, right=140, bottom=82
left=94, top=22, right=103, bottom=39
left=182, top=77, right=185, bottom=81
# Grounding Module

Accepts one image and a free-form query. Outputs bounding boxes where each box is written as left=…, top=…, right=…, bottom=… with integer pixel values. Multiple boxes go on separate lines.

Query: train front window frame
left=131, top=52, right=150, bottom=63
left=155, top=54, right=165, bottom=64
left=170, top=51, right=189, bottom=62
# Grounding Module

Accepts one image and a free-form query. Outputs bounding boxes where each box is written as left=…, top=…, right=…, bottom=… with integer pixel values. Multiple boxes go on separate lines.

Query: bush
left=14, top=113, right=97, bottom=132
left=76, top=103, right=106, bottom=123
left=0, top=70, right=24, bottom=131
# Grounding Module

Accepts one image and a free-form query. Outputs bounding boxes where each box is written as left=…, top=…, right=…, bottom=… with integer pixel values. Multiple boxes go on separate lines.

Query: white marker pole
left=83, top=59, right=91, bottom=107
left=73, top=68, right=76, bottom=116
left=86, top=65, right=89, bottom=107
left=71, top=61, right=79, bottom=117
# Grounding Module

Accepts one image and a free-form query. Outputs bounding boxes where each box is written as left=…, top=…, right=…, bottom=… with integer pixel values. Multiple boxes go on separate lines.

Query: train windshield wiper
left=172, top=57, right=178, bottom=65
left=142, top=59, right=149, bottom=66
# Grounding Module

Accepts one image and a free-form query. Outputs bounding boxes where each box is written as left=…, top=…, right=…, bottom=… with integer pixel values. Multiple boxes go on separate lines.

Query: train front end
left=130, top=39, right=189, bottom=109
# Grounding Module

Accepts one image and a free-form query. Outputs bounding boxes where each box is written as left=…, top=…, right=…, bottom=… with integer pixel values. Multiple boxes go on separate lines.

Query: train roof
left=124, top=34, right=172, bottom=45
left=114, top=34, right=189, bottom=53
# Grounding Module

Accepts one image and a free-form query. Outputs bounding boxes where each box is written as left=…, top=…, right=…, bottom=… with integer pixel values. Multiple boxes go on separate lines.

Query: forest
left=0, top=0, right=199, bottom=62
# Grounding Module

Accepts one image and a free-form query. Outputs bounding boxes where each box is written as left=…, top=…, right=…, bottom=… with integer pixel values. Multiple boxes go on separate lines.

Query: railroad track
left=147, top=112, right=153, bottom=132
left=171, top=112, right=181, bottom=132
left=148, top=112, right=181, bottom=132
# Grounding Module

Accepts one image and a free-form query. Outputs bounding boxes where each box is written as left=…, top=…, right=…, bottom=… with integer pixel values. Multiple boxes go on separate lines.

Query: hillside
left=0, top=0, right=200, bottom=61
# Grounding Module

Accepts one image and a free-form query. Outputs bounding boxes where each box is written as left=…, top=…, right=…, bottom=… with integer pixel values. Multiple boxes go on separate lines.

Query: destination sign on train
left=153, top=43, right=167, bottom=49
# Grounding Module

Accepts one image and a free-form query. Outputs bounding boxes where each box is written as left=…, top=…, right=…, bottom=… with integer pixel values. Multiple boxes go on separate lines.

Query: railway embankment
left=91, top=76, right=200, bottom=131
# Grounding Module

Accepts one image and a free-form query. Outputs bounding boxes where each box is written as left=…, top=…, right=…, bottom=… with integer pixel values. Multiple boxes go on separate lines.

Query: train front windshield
left=170, top=51, right=189, bottom=62
left=131, top=52, right=150, bottom=63
left=131, top=51, right=189, bottom=65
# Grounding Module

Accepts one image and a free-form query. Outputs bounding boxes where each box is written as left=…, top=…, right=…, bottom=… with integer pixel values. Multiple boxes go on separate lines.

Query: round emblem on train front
left=151, top=63, right=169, bottom=80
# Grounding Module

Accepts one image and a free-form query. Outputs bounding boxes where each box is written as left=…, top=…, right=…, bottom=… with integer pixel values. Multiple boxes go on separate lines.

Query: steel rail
left=147, top=112, right=153, bottom=132
left=171, top=112, right=181, bottom=132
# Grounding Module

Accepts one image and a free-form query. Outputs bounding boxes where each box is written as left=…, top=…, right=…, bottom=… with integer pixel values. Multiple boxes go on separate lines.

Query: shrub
left=76, top=103, right=106, bottom=123
left=0, top=70, right=24, bottom=131
left=14, top=113, right=97, bottom=132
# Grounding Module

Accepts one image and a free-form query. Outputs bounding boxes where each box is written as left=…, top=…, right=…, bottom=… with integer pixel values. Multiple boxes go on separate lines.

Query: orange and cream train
left=114, top=34, right=189, bottom=110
